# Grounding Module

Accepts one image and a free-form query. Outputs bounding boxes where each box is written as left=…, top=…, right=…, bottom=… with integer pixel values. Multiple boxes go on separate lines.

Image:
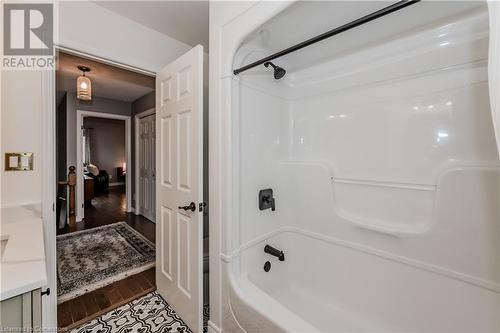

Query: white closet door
left=139, top=114, right=156, bottom=222
left=149, top=115, right=156, bottom=222
left=139, top=119, right=147, bottom=217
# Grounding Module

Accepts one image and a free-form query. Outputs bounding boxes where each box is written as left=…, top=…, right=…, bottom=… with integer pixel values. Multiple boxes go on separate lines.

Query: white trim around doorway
left=134, top=108, right=155, bottom=219
left=41, top=69, right=57, bottom=330
left=76, top=110, right=132, bottom=222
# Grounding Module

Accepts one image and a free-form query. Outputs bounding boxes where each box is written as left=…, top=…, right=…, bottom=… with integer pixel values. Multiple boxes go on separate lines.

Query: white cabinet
left=0, top=289, right=42, bottom=331
left=1, top=205, right=48, bottom=330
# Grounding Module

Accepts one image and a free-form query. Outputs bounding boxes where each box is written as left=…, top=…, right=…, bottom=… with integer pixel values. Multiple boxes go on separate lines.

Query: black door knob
left=178, top=202, right=196, bottom=212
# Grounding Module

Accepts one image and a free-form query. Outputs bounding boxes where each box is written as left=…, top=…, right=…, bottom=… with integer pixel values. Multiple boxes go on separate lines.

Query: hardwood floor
left=57, top=185, right=156, bottom=330
left=58, top=268, right=155, bottom=331
left=57, top=186, right=155, bottom=243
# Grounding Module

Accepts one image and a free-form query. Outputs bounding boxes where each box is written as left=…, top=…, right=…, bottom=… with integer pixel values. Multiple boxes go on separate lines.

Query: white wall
left=1, top=71, right=43, bottom=207
left=58, top=1, right=192, bottom=73
left=1, top=0, right=192, bottom=207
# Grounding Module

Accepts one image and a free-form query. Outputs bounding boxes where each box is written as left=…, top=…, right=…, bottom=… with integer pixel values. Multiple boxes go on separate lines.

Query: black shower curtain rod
left=233, top=0, right=421, bottom=75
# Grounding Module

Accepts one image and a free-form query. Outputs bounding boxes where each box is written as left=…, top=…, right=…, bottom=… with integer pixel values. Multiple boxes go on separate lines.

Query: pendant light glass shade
left=77, top=66, right=92, bottom=101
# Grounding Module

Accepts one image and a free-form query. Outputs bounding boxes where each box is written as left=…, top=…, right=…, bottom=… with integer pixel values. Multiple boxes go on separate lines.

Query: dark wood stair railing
left=57, top=166, right=77, bottom=229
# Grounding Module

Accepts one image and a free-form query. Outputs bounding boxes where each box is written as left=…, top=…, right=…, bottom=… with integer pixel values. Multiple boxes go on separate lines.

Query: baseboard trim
left=109, top=182, right=125, bottom=187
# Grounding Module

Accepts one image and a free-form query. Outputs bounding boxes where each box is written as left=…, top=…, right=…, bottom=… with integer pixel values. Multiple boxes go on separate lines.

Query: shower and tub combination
left=212, top=1, right=500, bottom=332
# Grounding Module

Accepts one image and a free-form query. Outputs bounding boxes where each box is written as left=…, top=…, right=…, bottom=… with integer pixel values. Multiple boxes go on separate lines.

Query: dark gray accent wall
left=66, top=92, right=132, bottom=169
left=84, top=117, right=126, bottom=181
left=132, top=91, right=155, bottom=116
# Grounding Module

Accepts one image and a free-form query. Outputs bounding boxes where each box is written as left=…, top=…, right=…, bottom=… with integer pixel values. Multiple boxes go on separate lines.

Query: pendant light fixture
left=77, top=66, right=92, bottom=101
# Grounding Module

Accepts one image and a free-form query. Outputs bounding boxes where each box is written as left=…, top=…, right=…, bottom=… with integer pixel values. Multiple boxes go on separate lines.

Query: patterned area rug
left=70, top=292, right=192, bottom=333
left=57, top=222, right=155, bottom=303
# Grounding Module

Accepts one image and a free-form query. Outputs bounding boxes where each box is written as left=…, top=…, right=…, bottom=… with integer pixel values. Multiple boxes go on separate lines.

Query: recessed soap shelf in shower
left=331, top=177, right=437, bottom=236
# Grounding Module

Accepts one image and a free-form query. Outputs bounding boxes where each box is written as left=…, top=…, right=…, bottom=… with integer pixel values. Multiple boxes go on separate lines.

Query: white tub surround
left=211, top=1, right=500, bottom=332
left=0, top=204, right=47, bottom=301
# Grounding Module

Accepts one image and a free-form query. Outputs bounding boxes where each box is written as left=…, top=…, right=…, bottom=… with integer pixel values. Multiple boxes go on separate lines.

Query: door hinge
left=41, top=288, right=50, bottom=296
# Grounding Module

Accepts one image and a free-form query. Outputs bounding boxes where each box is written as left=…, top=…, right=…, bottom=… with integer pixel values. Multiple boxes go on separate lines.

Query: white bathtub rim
left=225, top=263, right=320, bottom=333
left=221, top=226, right=500, bottom=293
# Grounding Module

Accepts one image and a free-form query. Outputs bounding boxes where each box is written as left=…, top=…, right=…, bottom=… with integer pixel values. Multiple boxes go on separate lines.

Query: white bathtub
left=228, top=228, right=499, bottom=332
left=221, top=1, right=500, bottom=332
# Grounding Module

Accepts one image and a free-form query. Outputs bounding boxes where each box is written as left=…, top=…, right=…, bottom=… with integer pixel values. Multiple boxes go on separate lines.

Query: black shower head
left=264, top=62, right=286, bottom=80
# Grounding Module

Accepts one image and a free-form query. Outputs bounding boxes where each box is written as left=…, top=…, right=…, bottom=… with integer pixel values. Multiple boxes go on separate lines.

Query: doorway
left=75, top=111, right=131, bottom=223
left=48, top=44, right=207, bottom=333
left=54, top=50, right=158, bottom=330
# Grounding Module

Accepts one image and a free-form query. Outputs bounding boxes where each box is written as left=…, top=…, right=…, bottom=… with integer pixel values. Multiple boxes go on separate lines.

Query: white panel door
left=139, top=114, right=156, bottom=222
left=150, top=116, right=156, bottom=221
left=156, top=45, right=204, bottom=333
left=139, top=119, right=148, bottom=217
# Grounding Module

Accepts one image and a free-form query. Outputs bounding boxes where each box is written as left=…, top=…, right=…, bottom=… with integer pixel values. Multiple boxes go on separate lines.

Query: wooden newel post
left=68, top=166, right=77, bottom=229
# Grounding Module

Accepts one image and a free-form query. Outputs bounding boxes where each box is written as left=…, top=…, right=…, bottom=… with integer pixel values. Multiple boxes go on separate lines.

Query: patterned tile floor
left=71, top=292, right=194, bottom=333
left=71, top=292, right=210, bottom=333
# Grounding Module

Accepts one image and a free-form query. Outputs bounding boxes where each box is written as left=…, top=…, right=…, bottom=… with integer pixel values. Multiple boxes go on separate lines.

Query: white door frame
left=76, top=110, right=132, bottom=221
left=134, top=107, right=156, bottom=218
left=41, top=69, right=57, bottom=330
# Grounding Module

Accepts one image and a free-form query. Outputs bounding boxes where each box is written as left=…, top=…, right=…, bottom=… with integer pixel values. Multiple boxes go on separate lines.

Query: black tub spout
left=264, top=245, right=285, bottom=261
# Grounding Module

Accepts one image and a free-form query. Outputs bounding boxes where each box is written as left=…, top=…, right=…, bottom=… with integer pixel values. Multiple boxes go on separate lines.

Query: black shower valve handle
left=259, top=188, right=276, bottom=211
left=264, top=196, right=275, bottom=211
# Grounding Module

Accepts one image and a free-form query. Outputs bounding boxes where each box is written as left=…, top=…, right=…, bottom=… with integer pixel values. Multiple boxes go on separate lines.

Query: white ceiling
left=95, top=1, right=209, bottom=51
left=56, top=52, right=155, bottom=102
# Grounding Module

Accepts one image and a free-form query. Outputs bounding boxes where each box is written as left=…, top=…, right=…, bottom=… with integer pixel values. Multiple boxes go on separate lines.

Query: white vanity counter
left=0, top=204, right=47, bottom=301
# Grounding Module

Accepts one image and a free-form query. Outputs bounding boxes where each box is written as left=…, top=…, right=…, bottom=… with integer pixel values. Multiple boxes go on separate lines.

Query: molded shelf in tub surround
left=0, top=204, right=47, bottom=301
left=277, top=160, right=437, bottom=236
left=331, top=177, right=436, bottom=236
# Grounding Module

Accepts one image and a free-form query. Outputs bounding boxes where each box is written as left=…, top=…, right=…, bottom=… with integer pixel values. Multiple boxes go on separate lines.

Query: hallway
left=57, top=186, right=157, bottom=330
